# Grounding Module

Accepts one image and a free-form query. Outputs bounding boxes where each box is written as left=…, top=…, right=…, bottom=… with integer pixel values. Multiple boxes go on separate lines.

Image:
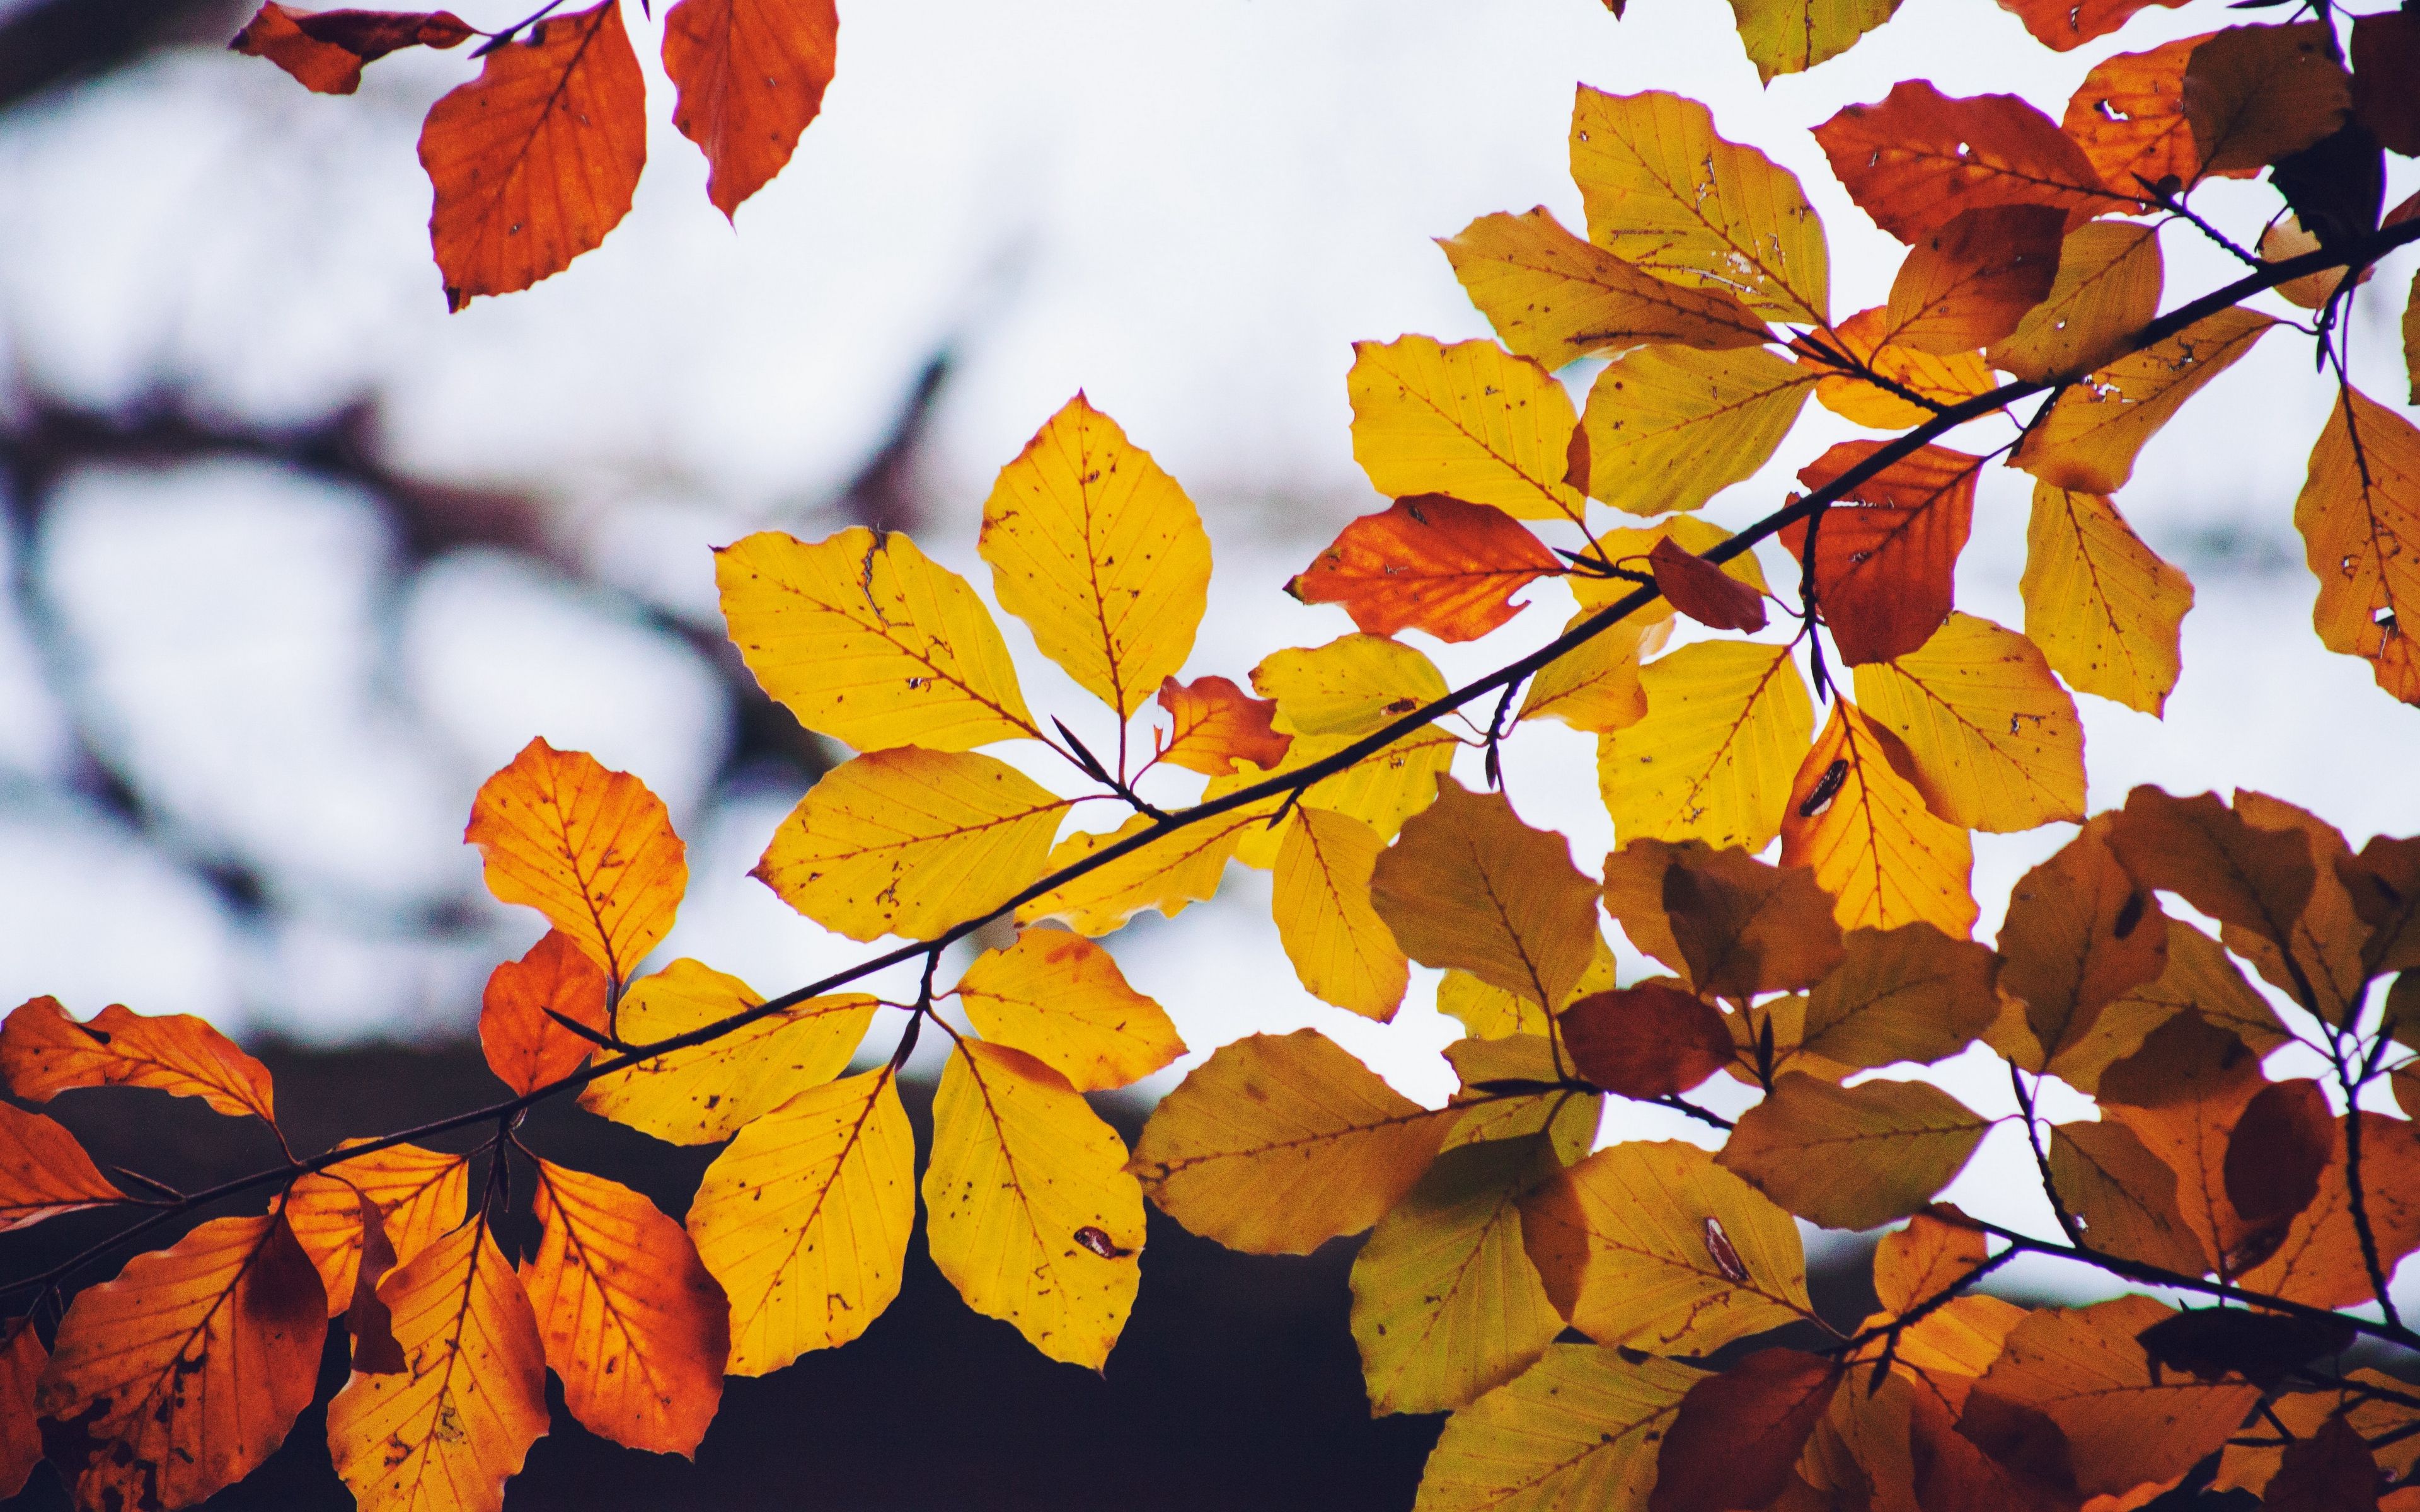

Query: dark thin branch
left=1790, top=332, right=1952, bottom=417
left=544, top=1006, right=635, bottom=1054
left=2011, top=1063, right=2086, bottom=1247
left=2339, top=1087, right=2404, bottom=1328
left=1651, top=1094, right=1734, bottom=1131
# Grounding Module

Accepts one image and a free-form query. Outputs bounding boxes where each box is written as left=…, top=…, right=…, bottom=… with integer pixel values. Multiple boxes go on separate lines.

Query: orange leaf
left=1650, top=1348, right=1843, bottom=1512
left=1559, top=983, right=1731, bottom=1097
left=2223, top=1078, right=2332, bottom=1227
left=464, top=738, right=686, bottom=985
left=1800, top=306, right=1998, bottom=428
left=0, top=1101, right=124, bottom=1233
left=2239, top=1112, right=2420, bottom=1309
left=1998, top=814, right=2169, bottom=1068
left=523, top=1159, right=728, bottom=1455
left=1884, top=205, right=2065, bottom=353
left=38, top=1212, right=326, bottom=1511
left=2266, top=1414, right=2383, bottom=1512
left=1993, top=0, right=2189, bottom=51
left=1813, top=81, right=2120, bottom=244
left=662, top=0, right=838, bottom=219
left=286, top=1141, right=471, bottom=1316
left=2184, top=24, right=2352, bottom=178
left=417, top=0, right=647, bottom=310
left=2295, top=386, right=2420, bottom=706
left=1780, top=699, right=1976, bottom=938
left=1873, top=1207, right=1988, bottom=1314
left=1647, top=537, right=1766, bottom=633
left=1783, top=442, right=1981, bottom=667
left=1, top=995, right=275, bottom=1123
left=0, top=1319, right=40, bottom=1500
left=2100, top=1013, right=2268, bottom=1273
left=231, top=3, right=473, bottom=93
left=2063, top=35, right=2222, bottom=196
left=1288, top=495, right=1562, bottom=643
left=2048, top=1118, right=2207, bottom=1273
left=478, top=929, right=610, bottom=1096
left=1150, top=675, right=1291, bottom=776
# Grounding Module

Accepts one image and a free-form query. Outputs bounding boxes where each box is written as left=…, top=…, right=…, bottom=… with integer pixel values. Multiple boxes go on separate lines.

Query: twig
left=2011, top=1064, right=2086, bottom=1247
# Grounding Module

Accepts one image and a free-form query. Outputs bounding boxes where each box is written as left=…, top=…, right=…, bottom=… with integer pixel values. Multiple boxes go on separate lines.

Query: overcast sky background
left=2, top=0, right=2417, bottom=1297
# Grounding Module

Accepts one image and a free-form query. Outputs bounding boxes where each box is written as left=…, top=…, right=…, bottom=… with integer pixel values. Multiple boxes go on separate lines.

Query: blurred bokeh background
left=2, top=0, right=2419, bottom=1500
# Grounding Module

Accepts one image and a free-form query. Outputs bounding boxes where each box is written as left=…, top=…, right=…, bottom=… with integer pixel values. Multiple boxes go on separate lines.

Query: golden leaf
left=1439, top=207, right=1771, bottom=370
left=1989, top=221, right=2164, bottom=382
left=1601, top=640, right=1814, bottom=852
left=1414, top=1346, right=1702, bottom=1512
left=1726, top=0, right=1900, bottom=82
left=1013, top=808, right=1258, bottom=936
left=1572, top=346, right=1814, bottom=517
left=2021, top=482, right=2194, bottom=714
left=1852, top=612, right=2085, bottom=833
left=1780, top=699, right=1978, bottom=937
left=955, top=928, right=1184, bottom=1091
left=287, top=1142, right=470, bottom=1316
left=2295, top=386, right=2420, bottom=704
left=1272, top=806, right=1410, bottom=1022
left=2014, top=307, right=2274, bottom=495
left=1716, top=1073, right=1989, bottom=1229
left=1347, top=336, right=1589, bottom=525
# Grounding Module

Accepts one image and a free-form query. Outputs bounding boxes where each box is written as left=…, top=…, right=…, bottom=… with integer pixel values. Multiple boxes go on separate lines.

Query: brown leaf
left=1, top=995, right=276, bottom=1122
left=1885, top=205, right=2066, bottom=353
left=1614, top=840, right=1847, bottom=1000
left=1874, top=1206, right=1988, bottom=1315
left=0, top=1319, right=43, bottom=1500
left=1798, top=923, right=2000, bottom=1072
left=1559, top=984, right=1731, bottom=1097
left=1286, top=495, right=1563, bottom=643
left=2184, top=24, right=2353, bottom=177
left=1648, top=536, right=1766, bottom=632
left=231, top=3, right=472, bottom=94
left=1782, top=442, right=1983, bottom=665
left=2225, top=1078, right=2334, bottom=1228
left=2239, top=1113, right=2420, bottom=1309
left=1650, top=1349, right=1844, bottom=1512
left=1999, top=815, right=2169, bottom=1068
left=2107, top=787, right=2317, bottom=967
left=1813, top=81, right=2119, bottom=244
left=663, top=0, right=838, bottom=219
left=2266, top=1414, right=2383, bottom=1512
left=2101, top=1012, right=2268, bottom=1273
left=343, top=1191, right=406, bottom=1373
left=2048, top=1119, right=2207, bottom=1274
left=2352, top=11, right=2420, bottom=158
left=0, top=1102, right=124, bottom=1234
left=1717, top=1074, right=1989, bottom=1229
left=418, top=0, right=648, bottom=309
left=479, top=929, right=611, bottom=1096
left=2342, top=832, right=2420, bottom=976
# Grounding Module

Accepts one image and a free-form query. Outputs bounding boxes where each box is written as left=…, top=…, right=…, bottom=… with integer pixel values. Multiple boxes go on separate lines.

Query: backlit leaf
left=2063, top=35, right=2214, bottom=193
left=1573, top=342, right=1816, bottom=517
left=1439, top=207, right=1771, bottom=370
left=287, top=1142, right=470, bottom=1316
left=2217, top=1370, right=2420, bottom=1493
left=1520, top=1139, right=1811, bottom=1349
left=1349, top=1135, right=1564, bottom=1415
left=1516, top=611, right=1671, bottom=734
left=1369, top=778, right=1602, bottom=1010
left=1799, top=924, right=2000, bottom=1071
left=1439, top=934, right=1618, bottom=1040
left=417, top=0, right=645, bottom=310
left=1347, top=336, right=1587, bottom=525
left=326, top=1218, right=548, bottom=1512
left=1413, top=1346, right=1702, bottom=1512
left=1873, top=1208, right=1988, bottom=1314
left=1650, top=1349, right=1843, bottom=1512
left=1782, top=440, right=1983, bottom=666
left=1602, top=640, right=1814, bottom=852
left=661, top=0, right=838, bottom=219
left=39, top=1211, right=325, bottom=1512
left=1717, top=1073, right=1989, bottom=1229
left=2265, top=1415, right=2384, bottom=1512
left=579, top=960, right=873, bottom=1144
left=0, top=1320, right=39, bottom=1500
left=2048, top=1118, right=2207, bottom=1273
left=955, top=928, right=1184, bottom=1090
left=2, top=996, right=276, bottom=1123
left=2261, top=215, right=2365, bottom=309
left=2043, top=916, right=2288, bottom=1092
left=1998, top=0, right=2190, bottom=52
left=925, top=1040, right=1144, bottom=1367
left=2106, top=787, right=2317, bottom=967
left=1577, top=517, right=1773, bottom=621
left=232, top=3, right=473, bottom=94
left=2022, top=483, right=2193, bottom=714
left=1989, top=220, right=2164, bottom=382
left=688, top=1068, right=914, bottom=1373
left=478, top=929, right=609, bottom=1096
left=464, top=738, right=685, bottom=984
left=1780, top=699, right=1977, bottom=938
left=1255, top=632, right=1449, bottom=740
left=980, top=394, right=1213, bottom=716
left=1999, top=815, right=2169, bottom=1068
left=1273, top=807, right=1410, bottom=1022
left=2239, top=1112, right=2420, bottom=1309
left=752, top=747, right=1071, bottom=944
left=2014, top=307, right=2274, bottom=494
left=1813, top=81, right=2116, bottom=244
left=1725, top=0, right=1899, bottom=83
left=1131, top=1029, right=1453, bottom=1254
left=1013, top=808, right=1258, bottom=936
left=1648, top=537, right=1767, bottom=633
left=1853, top=612, right=2086, bottom=833
left=1601, top=839, right=1845, bottom=1000
left=1442, top=1036, right=1604, bottom=1166
left=1570, top=88, right=1831, bottom=324
left=1884, top=205, right=2066, bottom=353
left=2100, top=1012, right=2267, bottom=1272
left=1286, top=494, right=1563, bottom=643
left=0, top=1101, right=122, bottom=1233
left=1802, top=306, right=1998, bottom=429
left=522, top=1159, right=727, bottom=1455
left=2184, top=24, right=2352, bottom=176
left=1148, top=675, right=1291, bottom=776
left=2295, top=387, right=2420, bottom=704
left=716, top=527, right=1037, bottom=752
left=2223, top=1078, right=2332, bottom=1227
left=1559, top=985, right=1732, bottom=1097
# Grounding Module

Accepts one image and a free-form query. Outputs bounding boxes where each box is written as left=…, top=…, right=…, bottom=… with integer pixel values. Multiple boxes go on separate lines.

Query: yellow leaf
left=1347, top=335, right=1589, bottom=525
left=752, top=748, right=1073, bottom=943
left=463, top=738, right=686, bottom=983
left=715, top=526, right=1037, bottom=752
left=1806, top=306, right=1998, bottom=430
left=1798, top=924, right=2001, bottom=1071
left=2014, top=307, right=2274, bottom=494
left=579, top=959, right=873, bottom=1144
left=1852, top=612, right=2085, bottom=833
left=1013, top=808, right=1256, bottom=936
left=978, top=394, right=1212, bottom=716
left=1439, top=207, right=1772, bottom=370
left=2021, top=482, right=2194, bottom=714
left=1128, top=1028, right=1455, bottom=1254
left=1438, top=934, right=1616, bottom=1039
left=1349, top=1135, right=1565, bottom=1414
left=326, top=1218, right=550, bottom=1512
left=1780, top=698, right=1977, bottom=937
left=1570, top=87, right=1830, bottom=325
left=1441, top=1035, right=1604, bottom=1165
left=923, top=1039, right=1146, bottom=1368
left=1716, top=1072, right=1989, bottom=1228
left=1574, top=345, right=1816, bottom=515
left=287, top=1142, right=470, bottom=1315
left=1520, top=1140, right=1812, bottom=1350
left=955, top=927, right=1184, bottom=1090
left=2295, top=386, right=2420, bottom=704
left=1988, top=221, right=2164, bottom=383
left=522, top=1159, right=727, bottom=1455
left=1, top=995, right=276, bottom=1123
left=1236, top=728, right=1463, bottom=871
left=1369, top=777, right=1603, bottom=1011
left=1272, top=806, right=1410, bottom=1021
left=1414, top=1346, right=1702, bottom=1512
left=1601, top=640, right=1814, bottom=852
left=1253, top=633, right=1449, bottom=739
left=688, top=1068, right=915, bottom=1373
left=1517, top=611, right=1671, bottom=734
left=1726, top=0, right=1900, bottom=81
left=38, top=1212, right=325, bottom=1512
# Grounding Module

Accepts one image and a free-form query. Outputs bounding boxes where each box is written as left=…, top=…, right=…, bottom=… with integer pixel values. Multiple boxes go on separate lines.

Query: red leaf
left=231, top=3, right=471, bottom=93
left=1559, top=983, right=1732, bottom=1098
left=1286, top=495, right=1562, bottom=642
left=2223, top=1077, right=2334, bottom=1227
left=479, top=929, right=611, bottom=1097
left=1993, top=0, right=2191, bottom=52
left=1780, top=442, right=1982, bottom=665
left=1650, top=1348, right=1843, bottom=1512
left=663, top=0, right=841, bottom=220
left=1647, top=537, right=1767, bottom=633
left=2267, top=1414, right=2385, bottom=1512
left=1814, top=81, right=2119, bottom=244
